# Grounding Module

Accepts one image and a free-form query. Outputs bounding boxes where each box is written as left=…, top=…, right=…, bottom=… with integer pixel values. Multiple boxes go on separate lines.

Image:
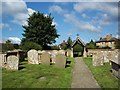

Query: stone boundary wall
left=87, top=49, right=119, bottom=63
left=87, top=49, right=120, bottom=78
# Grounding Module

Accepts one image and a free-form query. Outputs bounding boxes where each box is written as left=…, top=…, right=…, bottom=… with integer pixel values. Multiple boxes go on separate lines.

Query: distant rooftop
left=96, top=34, right=117, bottom=43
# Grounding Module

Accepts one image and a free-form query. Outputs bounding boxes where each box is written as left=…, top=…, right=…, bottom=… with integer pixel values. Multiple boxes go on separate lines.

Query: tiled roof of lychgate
left=72, top=37, right=85, bottom=47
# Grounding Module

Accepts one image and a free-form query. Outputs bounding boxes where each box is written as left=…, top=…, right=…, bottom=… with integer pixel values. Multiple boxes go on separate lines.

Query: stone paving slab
left=71, top=57, right=100, bottom=88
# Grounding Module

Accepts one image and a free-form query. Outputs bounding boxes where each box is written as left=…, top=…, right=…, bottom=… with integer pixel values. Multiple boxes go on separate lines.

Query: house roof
left=96, top=34, right=117, bottom=43
left=72, top=37, right=85, bottom=47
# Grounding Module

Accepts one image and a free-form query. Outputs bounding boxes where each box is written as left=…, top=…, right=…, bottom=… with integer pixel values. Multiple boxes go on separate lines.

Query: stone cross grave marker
left=41, top=51, right=50, bottom=65
left=55, top=54, right=66, bottom=68
left=27, top=49, right=39, bottom=64
left=7, top=55, right=19, bottom=70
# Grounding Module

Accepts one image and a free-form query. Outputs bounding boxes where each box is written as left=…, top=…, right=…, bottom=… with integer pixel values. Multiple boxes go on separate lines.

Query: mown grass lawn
left=83, top=57, right=120, bottom=89
left=2, top=57, right=75, bottom=88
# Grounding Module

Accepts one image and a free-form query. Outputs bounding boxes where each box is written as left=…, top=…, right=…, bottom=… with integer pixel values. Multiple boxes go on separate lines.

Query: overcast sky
left=1, top=0, right=119, bottom=44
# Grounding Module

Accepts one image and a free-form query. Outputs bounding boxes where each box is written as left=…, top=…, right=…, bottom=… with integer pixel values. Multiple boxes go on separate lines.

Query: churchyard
left=2, top=49, right=75, bottom=88
left=1, top=48, right=120, bottom=89
left=1, top=6, right=120, bottom=89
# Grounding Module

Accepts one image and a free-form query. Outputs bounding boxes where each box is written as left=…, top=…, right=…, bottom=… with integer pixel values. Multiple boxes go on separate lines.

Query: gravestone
left=92, top=53, right=103, bottom=66
left=51, top=53, right=56, bottom=64
left=41, top=52, right=50, bottom=65
left=7, top=55, right=19, bottom=70
left=103, top=51, right=109, bottom=62
left=55, top=54, right=66, bottom=68
left=51, top=50, right=58, bottom=63
left=52, top=50, right=58, bottom=55
left=59, top=50, right=65, bottom=55
left=27, top=49, right=39, bottom=64
left=66, top=49, right=72, bottom=57
left=38, top=50, right=42, bottom=64
left=0, top=54, right=7, bottom=67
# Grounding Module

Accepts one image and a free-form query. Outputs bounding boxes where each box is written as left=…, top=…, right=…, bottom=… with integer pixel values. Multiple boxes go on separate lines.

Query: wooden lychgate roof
left=72, top=37, right=85, bottom=47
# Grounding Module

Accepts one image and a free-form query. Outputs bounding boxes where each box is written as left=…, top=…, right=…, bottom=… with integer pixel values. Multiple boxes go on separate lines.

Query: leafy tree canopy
left=115, top=39, right=120, bottom=49
left=2, top=40, right=14, bottom=52
left=86, top=39, right=97, bottom=49
left=66, top=37, right=73, bottom=49
left=20, top=41, right=42, bottom=51
left=22, top=12, right=59, bottom=49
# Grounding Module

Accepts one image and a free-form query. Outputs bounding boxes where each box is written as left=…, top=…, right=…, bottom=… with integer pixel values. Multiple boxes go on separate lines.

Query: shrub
left=20, top=41, right=42, bottom=51
left=50, top=45, right=60, bottom=50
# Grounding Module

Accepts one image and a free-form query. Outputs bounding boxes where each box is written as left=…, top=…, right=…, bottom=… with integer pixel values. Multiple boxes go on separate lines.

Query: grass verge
left=83, top=57, right=120, bottom=89
left=2, top=57, right=75, bottom=88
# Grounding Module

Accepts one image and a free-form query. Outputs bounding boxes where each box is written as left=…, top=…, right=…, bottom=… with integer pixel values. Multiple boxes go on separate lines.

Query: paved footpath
left=71, top=57, right=100, bottom=88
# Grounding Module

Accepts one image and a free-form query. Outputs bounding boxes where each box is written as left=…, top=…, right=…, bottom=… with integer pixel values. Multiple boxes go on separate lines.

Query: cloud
left=49, top=5, right=64, bottom=14
left=2, top=0, right=36, bottom=25
left=91, top=13, right=112, bottom=27
left=8, top=37, right=21, bottom=44
left=0, top=23, right=13, bottom=31
left=67, top=32, right=72, bottom=36
left=52, top=20, right=58, bottom=26
left=2, top=0, right=56, bottom=26
left=0, top=23, right=9, bottom=29
left=99, top=13, right=111, bottom=26
left=81, top=13, right=90, bottom=19
left=64, top=13, right=100, bottom=32
left=27, top=8, right=36, bottom=16
left=74, top=2, right=118, bottom=20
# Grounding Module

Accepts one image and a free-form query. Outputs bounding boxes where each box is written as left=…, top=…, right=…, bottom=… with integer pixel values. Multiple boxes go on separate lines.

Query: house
left=96, top=34, right=117, bottom=49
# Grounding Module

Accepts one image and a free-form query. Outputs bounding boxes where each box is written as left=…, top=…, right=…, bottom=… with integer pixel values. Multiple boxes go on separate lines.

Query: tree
left=22, top=12, right=59, bottom=49
left=20, top=41, right=42, bottom=51
left=66, top=37, right=72, bottom=49
left=50, top=45, right=60, bottom=50
left=13, top=44, right=19, bottom=49
left=99, top=37, right=102, bottom=40
left=2, top=40, right=14, bottom=52
left=115, top=39, right=120, bottom=49
left=86, top=39, right=97, bottom=49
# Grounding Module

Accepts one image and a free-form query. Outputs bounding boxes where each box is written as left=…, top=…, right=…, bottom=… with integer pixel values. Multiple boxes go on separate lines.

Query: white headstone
left=7, top=55, right=19, bottom=70
left=27, top=49, right=39, bottom=64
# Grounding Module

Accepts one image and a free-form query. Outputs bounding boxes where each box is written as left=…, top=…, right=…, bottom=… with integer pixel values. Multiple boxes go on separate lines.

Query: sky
left=1, top=0, right=119, bottom=45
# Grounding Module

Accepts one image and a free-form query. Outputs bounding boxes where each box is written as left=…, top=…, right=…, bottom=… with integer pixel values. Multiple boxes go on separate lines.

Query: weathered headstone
left=38, top=50, right=42, bottom=64
left=52, top=50, right=58, bottom=55
left=59, top=50, right=65, bottom=55
left=51, top=53, right=56, bottom=64
left=50, top=50, right=58, bottom=64
left=55, top=54, right=66, bottom=68
left=92, top=53, right=103, bottom=66
left=27, top=49, right=39, bottom=64
left=0, top=54, right=7, bottom=67
left=66, top=49, right=72, bottom=57
left=103, top=51, right=109, bottom=62
left=41, top=52, right=50, bottom=65
left=7, top=55, right=19, bottom=70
